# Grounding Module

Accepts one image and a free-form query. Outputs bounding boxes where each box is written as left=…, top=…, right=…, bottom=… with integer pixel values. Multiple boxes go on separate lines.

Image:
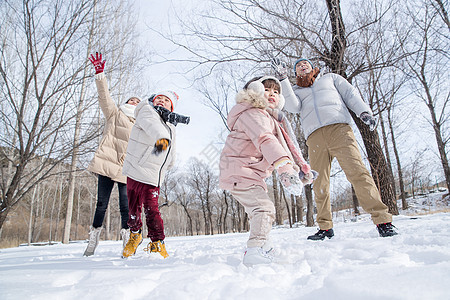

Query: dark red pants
left=126, top=177, right=165, bottom=241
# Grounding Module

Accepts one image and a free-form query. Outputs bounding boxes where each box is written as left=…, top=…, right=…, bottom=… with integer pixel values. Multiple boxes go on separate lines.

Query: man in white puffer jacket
left=272, top=57, right=398, bottom=239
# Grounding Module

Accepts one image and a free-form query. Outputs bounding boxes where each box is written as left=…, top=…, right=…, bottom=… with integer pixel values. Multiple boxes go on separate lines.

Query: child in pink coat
left=219, top=76, right=313, bottom=266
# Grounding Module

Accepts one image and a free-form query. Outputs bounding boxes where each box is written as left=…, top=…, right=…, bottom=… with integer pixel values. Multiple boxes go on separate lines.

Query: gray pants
left=231, top=186, right=275, bottom=248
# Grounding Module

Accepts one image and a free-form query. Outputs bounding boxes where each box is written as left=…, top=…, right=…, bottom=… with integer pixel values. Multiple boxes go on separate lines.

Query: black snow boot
left=377, top=222, right=398, bottom=237
left=307, top=228, right=334, bottom=240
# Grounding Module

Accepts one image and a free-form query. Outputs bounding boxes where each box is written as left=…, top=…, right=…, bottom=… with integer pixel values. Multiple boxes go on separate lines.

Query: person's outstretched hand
left=360, top=112, right=378, bottom=131
left=89, top=52, right=106, bottom=74
left=277, top=161, right=303, bottom=196
left=271, top=57, right=288, bottom=81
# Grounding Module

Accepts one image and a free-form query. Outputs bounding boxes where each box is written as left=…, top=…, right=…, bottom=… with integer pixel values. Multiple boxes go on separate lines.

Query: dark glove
left=152, top=138, right=170, bottom=155
left=270, top=57, right=288, bottom=81
left=153, top=104, right=190, bottom=126
left=89, top=52, right=105, bottom=74
left=360, top=112, right=378, bottom=131
left=299, top=169, right=319, bottom=185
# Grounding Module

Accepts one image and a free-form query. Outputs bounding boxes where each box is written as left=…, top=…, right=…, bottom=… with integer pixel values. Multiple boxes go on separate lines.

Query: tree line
left=0, top=0, right=448, bottom=247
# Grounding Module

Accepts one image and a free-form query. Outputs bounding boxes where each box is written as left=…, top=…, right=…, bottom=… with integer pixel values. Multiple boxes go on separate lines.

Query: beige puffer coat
left=87, top=74, right=136, bottom=184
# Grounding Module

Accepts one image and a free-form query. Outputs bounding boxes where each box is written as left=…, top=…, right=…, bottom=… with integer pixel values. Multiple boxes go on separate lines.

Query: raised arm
left=270, top=57, right=301, bottom=113
left=89, top=52, right=118, bottom=119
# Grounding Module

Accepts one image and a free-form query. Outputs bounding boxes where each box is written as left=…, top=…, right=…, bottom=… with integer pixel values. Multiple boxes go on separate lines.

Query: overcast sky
left=135, top=0, right=225, bottom=170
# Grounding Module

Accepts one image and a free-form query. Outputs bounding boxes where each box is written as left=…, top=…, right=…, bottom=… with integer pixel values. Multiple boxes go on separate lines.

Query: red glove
left=89, top=52, right=105, bottom=74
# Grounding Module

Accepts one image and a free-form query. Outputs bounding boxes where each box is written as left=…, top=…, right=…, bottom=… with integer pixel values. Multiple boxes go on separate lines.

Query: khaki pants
left=231, top=186, right=275, bottom=248
left=306, top=123, right=392, bottom=230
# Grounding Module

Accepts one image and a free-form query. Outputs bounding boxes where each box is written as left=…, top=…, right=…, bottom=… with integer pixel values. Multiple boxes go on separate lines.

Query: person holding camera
left=84, top=53, right=140, bottom=257
left=121, top=91, right=189, bottom=258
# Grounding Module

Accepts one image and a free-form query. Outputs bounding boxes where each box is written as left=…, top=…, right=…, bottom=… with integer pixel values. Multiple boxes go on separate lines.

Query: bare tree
left=62, top=0, right=98, bottom=244
left=187, top=158, right=217, bottom=235
left=399, top=0, right=450, bottom=192
left=0, top=0, right=100, bottom=231
left=174, top=176, right=195, bottom=236
left=287, top=112, right=315, bottom=226
left=377, top=69, right=412, bottom=210
left=432, top=0, right=450, bottom=31
left=62, top=0, right=147, bottom=243
left=325, top=0, right=399, bottom=214
left=271, top=172, right=283, bottom=225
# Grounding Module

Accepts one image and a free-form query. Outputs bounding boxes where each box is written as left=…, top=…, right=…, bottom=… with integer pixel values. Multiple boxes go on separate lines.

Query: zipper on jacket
left=157, top=122, right=173, bottom=187
left=311, top=86, right=323, bottom=126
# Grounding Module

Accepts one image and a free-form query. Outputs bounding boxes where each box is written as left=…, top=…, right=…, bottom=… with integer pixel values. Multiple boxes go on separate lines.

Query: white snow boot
left=243, top=247, right=274, bottom=267
left=120, top=228, right=130, bottom=249
left=83, top=227, right=102, bottom=257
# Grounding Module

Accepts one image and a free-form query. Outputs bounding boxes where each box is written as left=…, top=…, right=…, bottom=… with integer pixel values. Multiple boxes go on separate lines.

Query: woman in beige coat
left=83, top=53, right=140, bottom=257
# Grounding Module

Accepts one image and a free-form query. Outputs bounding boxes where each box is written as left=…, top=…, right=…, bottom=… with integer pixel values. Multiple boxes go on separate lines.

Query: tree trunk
left=237, top=200, right=242, bottom=232
left=351, top=186, right=360, bottom=215
left=424, top=91, right=450, bottom=192
left=272, top=171, right=282, bottom=225
left=28, top=185, right=38, bottom=245
left=326, top=0, right=398, bottom=215
left=242, top=205, right=249, bottom=232
left=325, top=0, right=347, bottom=74
left=377, top=99, right=397, bottom=200
left=388, top=106, right=407, bottom=209
left=55, top=179, right=63, bottom=242
left=106, top=204, right=111, bottom=240
left=305, top=185, right=314, bottom=226
left=182, top=205, right=193, bottom=236
left=35, top=186, right=46, bottom=242
left=49, top=177, right=59, bottom=243
left=281, top=188, right=292, bottom=227
left=75, top=185, right=81, bottom=240
left=207, top=199, right=214, bottom=235
left=223, top=191, right=229, bottom=233
left=297, top=195, right=304, bottom=223
left=290, top=194, right=296, bottom=223
left=351, top=112, right=399, bottom=215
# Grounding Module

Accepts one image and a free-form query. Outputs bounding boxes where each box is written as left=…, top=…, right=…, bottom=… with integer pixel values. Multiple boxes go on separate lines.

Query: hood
left=227, top=88, right=268, bottom=128
left=235, top=86, right=268, bottom=109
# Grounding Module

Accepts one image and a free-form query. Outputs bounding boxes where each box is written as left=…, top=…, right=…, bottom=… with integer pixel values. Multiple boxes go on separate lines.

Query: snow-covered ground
left=1, top=194, right=449, bottom=300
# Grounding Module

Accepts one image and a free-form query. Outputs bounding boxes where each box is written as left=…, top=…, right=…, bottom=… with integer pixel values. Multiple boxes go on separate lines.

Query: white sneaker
left=262, top=240, right=274, bottom=254
left=83, top=227, right=102, bottom=257
left=120, top=228, right=130, bottom=249
left=243, top=247, right=274, bottom=267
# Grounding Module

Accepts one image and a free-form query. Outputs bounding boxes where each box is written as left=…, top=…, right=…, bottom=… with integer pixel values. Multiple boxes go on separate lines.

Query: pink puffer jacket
left=219, top=88, right=293, bottom=191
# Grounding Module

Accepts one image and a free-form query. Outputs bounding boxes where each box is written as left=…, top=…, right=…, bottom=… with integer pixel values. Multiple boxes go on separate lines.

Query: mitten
left=299, top=169, right=319, bottom=185
left=276, top=159, right=303, bottom=196
left=152, top=138, right=170, bottom=155
left=360, top=112, right=378, bottom=131
left=89, top=52, right=106, bottom=74
left=270, top=57, right=288, bottom=81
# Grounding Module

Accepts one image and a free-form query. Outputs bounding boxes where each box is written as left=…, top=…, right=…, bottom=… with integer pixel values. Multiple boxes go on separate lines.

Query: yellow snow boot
left=144, top=240, right=169, bottom=258
left=122, top=231, right=142, bottom=258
